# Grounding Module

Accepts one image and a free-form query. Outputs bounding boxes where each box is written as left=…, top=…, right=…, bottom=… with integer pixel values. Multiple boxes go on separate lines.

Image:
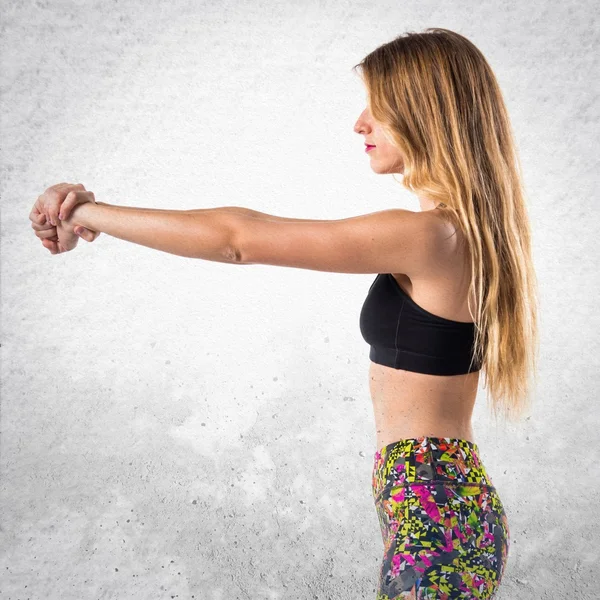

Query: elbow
left=222, top=213, right=250, bottom=264
left=223, top=242, right=244, bottom=264
left=215, top=213, right=245, bottom=264
left=224, top=227, right=245, bottom=263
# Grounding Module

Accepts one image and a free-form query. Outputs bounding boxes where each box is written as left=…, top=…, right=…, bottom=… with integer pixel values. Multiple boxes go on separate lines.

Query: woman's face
left=353, top=106, right=405, bottom=175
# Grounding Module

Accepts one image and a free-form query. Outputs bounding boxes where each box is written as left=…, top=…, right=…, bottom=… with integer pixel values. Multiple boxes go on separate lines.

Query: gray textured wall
left=2, top=1, right=598, bottom=599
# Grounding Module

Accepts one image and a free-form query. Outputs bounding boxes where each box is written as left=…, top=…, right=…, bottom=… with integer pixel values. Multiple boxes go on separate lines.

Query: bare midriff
left=369, top=360, right=479, bottom=452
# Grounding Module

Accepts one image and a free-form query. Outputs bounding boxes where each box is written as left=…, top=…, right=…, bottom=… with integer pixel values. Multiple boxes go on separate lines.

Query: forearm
left=70, top=201, right=238, bottom=262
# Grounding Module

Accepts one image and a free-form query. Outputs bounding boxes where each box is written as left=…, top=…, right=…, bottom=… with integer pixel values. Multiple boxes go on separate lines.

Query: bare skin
left=354, top=105, right=480, bottom=450
left=369, top=263, right=480, bottom=450
left=32, top=104, right=481, bottom=452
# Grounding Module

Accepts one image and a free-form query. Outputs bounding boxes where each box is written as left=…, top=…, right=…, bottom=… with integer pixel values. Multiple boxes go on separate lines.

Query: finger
left=41, top=238, right=60, bottom=255
left=31, top=219, right=55, bottom=231
left=54, top=182, right=84, bottom=189
left=47, top=195, right=66, bottom=227
left=29, top=200, right=48, bottom=224
left=43, top=183, right=88, bottom=224
left=30, top=211, right=49, bottom=226
left=35, top=226, right=59, bottom=240
left=46, top=185, right=76, bottom=225
left=57, top=190, right=82, bottom=221
left=56, top=183, right=85, bottom=194
left=48, top=182, right=75, bottom=193
left=45, top=185, right=67, bottom=224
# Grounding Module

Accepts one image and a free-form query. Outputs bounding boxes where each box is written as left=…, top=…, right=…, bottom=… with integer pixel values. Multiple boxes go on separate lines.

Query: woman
left=30, top=28, right=538, bottom=599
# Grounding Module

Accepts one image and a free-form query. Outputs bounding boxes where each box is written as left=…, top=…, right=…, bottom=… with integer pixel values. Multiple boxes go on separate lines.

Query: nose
left=354, top=108, right=372, bottom=136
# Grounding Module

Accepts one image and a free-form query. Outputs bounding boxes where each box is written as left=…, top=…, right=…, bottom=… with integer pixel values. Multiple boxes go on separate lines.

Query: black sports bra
left=359, top=273, right=481, bottom=375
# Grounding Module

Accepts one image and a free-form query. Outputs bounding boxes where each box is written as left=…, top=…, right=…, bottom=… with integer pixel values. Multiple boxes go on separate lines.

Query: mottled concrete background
left=1, top=0, right=598, bottom=598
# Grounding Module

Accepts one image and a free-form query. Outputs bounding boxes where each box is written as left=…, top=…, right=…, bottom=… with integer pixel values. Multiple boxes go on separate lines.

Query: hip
left=372, top=436, right=510, bottom=597
left=372, top=436, right=494, bottom=496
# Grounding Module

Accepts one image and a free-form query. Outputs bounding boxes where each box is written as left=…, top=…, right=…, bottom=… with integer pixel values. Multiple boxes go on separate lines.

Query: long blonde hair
left=352, top=28, right=539, bottom=423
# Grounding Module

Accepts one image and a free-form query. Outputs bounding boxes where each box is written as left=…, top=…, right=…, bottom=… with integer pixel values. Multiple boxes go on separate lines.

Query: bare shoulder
left=418, top=207, right=469, bottom=277
left=426, top=207, right=461, bottom=247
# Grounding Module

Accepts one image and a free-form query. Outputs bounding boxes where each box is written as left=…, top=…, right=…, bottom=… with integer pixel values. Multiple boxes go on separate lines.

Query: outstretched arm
left=66, top=201, right=447, bottom=274
left=32, top=185, right=448, bottom=275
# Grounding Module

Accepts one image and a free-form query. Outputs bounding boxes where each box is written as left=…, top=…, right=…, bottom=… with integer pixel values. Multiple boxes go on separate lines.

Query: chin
left=371, top=164, right=396, bottom=175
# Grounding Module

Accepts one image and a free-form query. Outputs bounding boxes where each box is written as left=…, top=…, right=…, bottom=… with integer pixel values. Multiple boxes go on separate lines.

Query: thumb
left=74, top=226, right=94, bottom=242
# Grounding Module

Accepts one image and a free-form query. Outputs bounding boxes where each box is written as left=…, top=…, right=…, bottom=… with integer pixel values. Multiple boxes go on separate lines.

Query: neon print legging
left=372, top=437, right=510, bottom=599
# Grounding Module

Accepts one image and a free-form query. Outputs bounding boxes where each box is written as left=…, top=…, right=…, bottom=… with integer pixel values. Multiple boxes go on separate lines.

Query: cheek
left=381, top=144, right=402, bottom=163
left=376, top=143, right=394, bottom=160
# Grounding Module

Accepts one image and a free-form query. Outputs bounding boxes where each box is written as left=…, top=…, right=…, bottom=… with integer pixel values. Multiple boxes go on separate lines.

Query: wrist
left=68, top=200, right=104, bottom=230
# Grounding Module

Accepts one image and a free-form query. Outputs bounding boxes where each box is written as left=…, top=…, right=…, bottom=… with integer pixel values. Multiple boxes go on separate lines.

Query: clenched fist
left=29, top=182, right=100, bottom=254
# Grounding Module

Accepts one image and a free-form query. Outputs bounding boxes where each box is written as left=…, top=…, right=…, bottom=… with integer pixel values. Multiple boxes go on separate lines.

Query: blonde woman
left=30, top=28, right=538, bottom=600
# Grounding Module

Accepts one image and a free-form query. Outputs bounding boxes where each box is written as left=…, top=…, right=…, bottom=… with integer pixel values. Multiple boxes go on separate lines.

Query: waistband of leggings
left=372, top=436, right=495, bottom=497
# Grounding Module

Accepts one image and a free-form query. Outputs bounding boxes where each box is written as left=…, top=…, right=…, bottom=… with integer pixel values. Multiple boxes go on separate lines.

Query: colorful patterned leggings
left=372, top=437, right=510, bottom=599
